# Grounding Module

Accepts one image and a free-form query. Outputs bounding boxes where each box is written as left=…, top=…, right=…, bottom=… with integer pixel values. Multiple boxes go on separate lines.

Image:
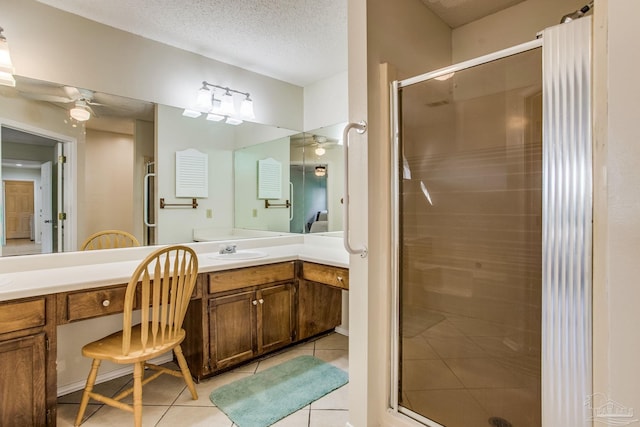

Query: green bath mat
left=209, top=355, right=348, bottom=427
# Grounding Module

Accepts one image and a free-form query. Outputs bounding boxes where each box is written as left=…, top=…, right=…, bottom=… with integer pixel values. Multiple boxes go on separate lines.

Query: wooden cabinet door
left=0, top=333, right=47, bottom=427
left=298, top=279, right=342, bottom=340
left=256, top=283, right=294, bottom=354
left=209, top=291, right=256, bottom=370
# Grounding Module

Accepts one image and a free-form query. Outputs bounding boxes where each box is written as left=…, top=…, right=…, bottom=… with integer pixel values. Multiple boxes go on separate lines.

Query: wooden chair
left=80, top=229, right=141, bottom=250
left=74, top=245, right=199, bottom=427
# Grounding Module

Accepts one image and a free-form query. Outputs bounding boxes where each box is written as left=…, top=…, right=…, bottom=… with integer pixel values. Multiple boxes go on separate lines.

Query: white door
left=56, top=142, right=64, bottom=252
left=40, top=161, right=52, bottom=254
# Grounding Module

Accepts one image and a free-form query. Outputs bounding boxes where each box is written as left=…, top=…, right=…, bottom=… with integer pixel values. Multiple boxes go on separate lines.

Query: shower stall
left=389, top=18, right=592, bottom=427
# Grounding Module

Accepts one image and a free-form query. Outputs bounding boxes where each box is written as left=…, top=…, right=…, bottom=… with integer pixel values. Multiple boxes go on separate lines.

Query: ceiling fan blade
left=63, top=86, right=83, bottom=101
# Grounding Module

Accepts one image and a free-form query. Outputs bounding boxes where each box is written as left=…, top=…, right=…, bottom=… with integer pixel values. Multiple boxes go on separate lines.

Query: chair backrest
left=81, top=230, right=141, bottom=251
left=121, top=245, right=198, bottom=356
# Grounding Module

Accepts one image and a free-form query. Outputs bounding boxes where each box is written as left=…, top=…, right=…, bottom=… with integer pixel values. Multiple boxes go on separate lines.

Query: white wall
left=234, top=137, right=291, bottom=231
left=156, top=104, right=235, bottom=244
left=304, top=71, right=348, bottom=131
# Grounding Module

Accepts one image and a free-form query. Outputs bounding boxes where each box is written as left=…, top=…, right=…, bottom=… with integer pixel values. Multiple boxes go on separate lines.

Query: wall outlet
left=206, top=209, right=213, bottom=219
left=252, top=208, right=258, bottom=218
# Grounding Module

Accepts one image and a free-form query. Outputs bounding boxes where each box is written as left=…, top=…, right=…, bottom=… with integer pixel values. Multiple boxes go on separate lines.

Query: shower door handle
left=342, top=121, right=368, bottom=258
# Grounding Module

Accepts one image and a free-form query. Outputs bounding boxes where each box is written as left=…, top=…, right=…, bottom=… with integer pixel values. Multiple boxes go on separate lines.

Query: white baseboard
left=57, top=353, right=173, bottom=397
left=335, top=326, right=349, bottom=336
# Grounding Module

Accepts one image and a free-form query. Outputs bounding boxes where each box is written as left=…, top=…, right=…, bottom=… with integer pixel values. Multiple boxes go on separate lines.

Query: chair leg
left=74, top=359, right=101, bottom=426
left=174, top=345, right=198, bottom=400
left=133, top=362, right=144, bottom=427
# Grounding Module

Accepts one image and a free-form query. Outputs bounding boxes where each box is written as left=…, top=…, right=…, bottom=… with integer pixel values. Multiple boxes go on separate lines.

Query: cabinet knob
left=259, top=298, right=264, bottom=304
left=102, top=300, right=111, bottom=307
left=252, top=300, right=258, bottom=305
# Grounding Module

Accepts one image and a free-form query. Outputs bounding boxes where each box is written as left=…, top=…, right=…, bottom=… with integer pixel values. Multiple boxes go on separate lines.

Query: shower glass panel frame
left=390, top=39, right=544, bottom=427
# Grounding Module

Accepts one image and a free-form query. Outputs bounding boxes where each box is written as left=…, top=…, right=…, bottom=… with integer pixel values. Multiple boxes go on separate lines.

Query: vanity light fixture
left=70, top=100, right=91, bottom=122
left=315, top=165, right=327, bottom=177
left=0, top=27, right=16, bottom=87
left=184, top=81, right=255, bottom=124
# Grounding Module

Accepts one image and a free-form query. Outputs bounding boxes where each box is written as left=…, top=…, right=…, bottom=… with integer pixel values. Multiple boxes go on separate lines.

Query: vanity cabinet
left=0, top=296, right=56, bottom=426
left=298, top=262, right=345, bottom=340
left=209, top=282, right=295, bottom=371
left=182, top=260, right=346, bottom=381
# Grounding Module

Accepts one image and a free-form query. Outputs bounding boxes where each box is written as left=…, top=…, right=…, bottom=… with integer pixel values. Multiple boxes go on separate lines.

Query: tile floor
left=401, top=308, right=540, bottom=427
left=57, top=332, right=349, bottom=427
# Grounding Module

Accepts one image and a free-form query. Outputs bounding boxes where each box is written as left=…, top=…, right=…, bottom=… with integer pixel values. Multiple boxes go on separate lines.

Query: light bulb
left=195, top=87, right=212, bottom=111
left=315, top=146, right=326, bottom=156
left=240, top=96, right=255, bottom=119
left=220, top=91, right=235, bottom=115
left=70, top=101, right=90, bottom=121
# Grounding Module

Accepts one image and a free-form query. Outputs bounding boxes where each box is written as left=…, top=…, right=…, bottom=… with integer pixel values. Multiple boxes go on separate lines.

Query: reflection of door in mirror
left=1, top=127, right=60, bottom=256
left=290, top=164, right=328, bottom=233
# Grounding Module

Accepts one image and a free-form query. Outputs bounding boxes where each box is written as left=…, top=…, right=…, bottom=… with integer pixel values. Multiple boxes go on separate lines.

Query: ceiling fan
left=16, top=79, right=102, bottom=121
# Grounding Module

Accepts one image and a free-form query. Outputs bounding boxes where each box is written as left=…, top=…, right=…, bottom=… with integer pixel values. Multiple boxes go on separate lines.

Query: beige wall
left=593, top=0, right=640, bottom=419
left=452, top=0, right=586, bottom=62
left=348, top=0, right=452, bottom=425
left=3, top=0, right=303, bottom=131
left=350, top=0, right=633, bottom=426
left=82, top=129, right=135, bottom=240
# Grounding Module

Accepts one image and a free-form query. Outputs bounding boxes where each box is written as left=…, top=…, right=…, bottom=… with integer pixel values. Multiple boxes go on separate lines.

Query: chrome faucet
left=219, top=244, right=237, bottom=254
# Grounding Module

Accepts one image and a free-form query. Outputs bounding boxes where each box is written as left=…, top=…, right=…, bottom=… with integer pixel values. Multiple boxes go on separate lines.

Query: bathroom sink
left=209, top=250, right=268, bottom=260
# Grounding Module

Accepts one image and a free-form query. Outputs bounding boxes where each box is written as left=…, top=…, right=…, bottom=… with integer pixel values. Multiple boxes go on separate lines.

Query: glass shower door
left=394, top=46, right=542, bottom=427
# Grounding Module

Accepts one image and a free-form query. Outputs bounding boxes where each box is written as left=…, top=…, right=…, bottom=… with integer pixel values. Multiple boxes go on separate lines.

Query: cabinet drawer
left=0, top=298, right=46, bottom=334
left=209, top=262, right=295, bottom=294
left=301, top=262, right=349, bottom=290
left=63, top=285, right=128, bottom=322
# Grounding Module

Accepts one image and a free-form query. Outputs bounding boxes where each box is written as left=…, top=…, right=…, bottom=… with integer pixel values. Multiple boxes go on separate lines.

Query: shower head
left=560, top=1, right=594, bottom=23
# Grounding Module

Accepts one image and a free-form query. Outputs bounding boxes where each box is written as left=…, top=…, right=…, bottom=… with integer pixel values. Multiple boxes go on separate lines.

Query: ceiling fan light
left=195, top=87, right=212, bottom=111
left=70, top=102, right=90, bottom=121
left=315, top=146, right=326, bottom=156
left=240, top=96, right=255, bottom=119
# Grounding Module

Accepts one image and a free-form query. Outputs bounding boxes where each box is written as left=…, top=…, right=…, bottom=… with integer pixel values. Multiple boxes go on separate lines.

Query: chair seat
left=82, top=324, right=186, bottom=364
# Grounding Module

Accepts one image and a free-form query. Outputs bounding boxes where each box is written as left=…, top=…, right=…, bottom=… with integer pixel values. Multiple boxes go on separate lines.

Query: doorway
left=1, top=125, right=64, bottom=256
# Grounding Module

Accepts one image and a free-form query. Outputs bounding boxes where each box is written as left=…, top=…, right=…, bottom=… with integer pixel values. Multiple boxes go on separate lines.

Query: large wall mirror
left=0, top=75, right=344, bottom=258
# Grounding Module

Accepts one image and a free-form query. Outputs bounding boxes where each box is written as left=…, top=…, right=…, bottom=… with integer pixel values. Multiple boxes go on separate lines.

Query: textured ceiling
left=420, top=0, right=527, bottom=27
left=33, top=0, right=526, bottom=88
left=35, top=0, right=348, bottom=87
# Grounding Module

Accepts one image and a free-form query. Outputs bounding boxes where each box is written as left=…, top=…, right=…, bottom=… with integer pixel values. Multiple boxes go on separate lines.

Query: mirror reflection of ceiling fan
left=290, top=133, right=341, bottom=156
left=14, top=76, right=154, bottom=124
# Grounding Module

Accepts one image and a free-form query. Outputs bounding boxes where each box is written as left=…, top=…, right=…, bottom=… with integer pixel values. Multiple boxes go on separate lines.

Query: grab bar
left=342, top=121, right=368, bottom=258
left=143, top=172, right=156, bottom=227
left=289, top=182, right=294, bottom=221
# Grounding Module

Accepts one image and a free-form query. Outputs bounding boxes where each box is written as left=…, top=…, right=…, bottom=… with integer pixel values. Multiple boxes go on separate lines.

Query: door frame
left=0, top=118, right=77, bottom=254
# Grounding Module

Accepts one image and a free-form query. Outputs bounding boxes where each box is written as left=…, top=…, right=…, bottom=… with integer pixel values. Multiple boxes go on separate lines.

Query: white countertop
left=0, top=235, right=349, bottom=302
